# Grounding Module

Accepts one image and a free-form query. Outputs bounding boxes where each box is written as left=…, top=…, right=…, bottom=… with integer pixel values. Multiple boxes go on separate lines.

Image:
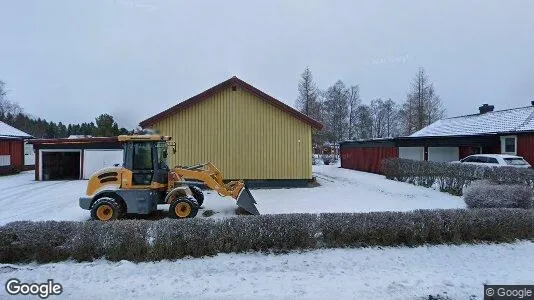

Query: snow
left=1, top=241, right=532, bottom=299
left=254, top=164, right=464, bottom=215
left=0, top=165, right=464, bottom=225
left=0, top=121, right=32, bottom=138
left=0, top=167, right=526, bottom=299
left=410, top=105, right=534, bottom=137
left=0, top=171, right=88, bottom=224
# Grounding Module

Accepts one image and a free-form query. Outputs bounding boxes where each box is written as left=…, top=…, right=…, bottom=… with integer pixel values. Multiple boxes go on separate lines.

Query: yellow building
left=139, top=76, right=322, bottom=187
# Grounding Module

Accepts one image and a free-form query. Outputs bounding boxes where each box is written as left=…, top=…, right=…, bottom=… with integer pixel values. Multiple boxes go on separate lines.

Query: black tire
left=91, top=197, right=123, bottom=221
left=169, top=197, right=199, bottom=219
left=188, top=185, right=204, bottom=207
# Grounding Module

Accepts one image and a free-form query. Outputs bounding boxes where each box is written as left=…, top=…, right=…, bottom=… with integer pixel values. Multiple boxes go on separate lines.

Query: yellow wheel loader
left=79, top=134, right=259, bottom=221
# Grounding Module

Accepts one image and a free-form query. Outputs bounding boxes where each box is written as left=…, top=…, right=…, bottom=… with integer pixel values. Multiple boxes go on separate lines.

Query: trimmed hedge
left=381, top=158, right=534, bottom=195
left=1, top=209, right=533, bottom=263
left=464, top=180, right=534, bottom=209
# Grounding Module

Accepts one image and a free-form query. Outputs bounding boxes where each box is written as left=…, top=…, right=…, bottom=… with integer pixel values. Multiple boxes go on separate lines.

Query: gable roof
left=0, top=121, right=33, bottom=139
left=139, top=76, right=323, bottom=130
left=410, top=105, right=534, bottom=137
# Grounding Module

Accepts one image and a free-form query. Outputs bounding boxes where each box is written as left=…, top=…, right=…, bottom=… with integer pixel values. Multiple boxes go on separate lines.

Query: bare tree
left=0, top=81, right=23, bottom=120
left=347, top=85, right=360, bottom=140
left=402, top=68, right=445, bottom=135
left=296, top=67, right=321, bottom=120
left=353, top=104, right=373, bottom=139
left=323, top=80, right=349, bottom=143
left=382, top=98, right=399, bottom=137
left=370, top=98, right=386, bottom=138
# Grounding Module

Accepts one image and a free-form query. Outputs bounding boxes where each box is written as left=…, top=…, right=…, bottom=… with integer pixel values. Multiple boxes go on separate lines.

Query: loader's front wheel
left=91, top=197, right=123, bottom=221
left=169, top=198, right=198, bottom=219
left=188, top=185, right=204, bottom=207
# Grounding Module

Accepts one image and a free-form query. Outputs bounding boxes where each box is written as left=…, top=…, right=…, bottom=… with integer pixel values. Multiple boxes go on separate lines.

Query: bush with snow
left=464, top=180, right=534, bottom=209
left=381, top=158, right=534, bottom=196
left=1, top=209, right=533, bottom=263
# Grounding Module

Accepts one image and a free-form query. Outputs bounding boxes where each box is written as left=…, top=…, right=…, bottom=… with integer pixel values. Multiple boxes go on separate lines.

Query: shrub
left=381, top=158, right=534, bottom=196
left=0, top=221, right=75, bottom=263
left=0, top=209, right=533, bottom=263
left=464, top=180, right=534, bottom=209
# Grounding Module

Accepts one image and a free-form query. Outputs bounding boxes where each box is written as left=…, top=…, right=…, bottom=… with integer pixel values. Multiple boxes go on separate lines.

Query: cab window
left=133, top=142, right=153, bottom=170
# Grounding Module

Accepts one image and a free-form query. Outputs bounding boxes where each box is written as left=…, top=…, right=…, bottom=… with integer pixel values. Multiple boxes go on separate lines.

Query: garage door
left=83, top=150, right=123, bottom=179
left=399, top=147, right=425, bottom=161
left=428, top=147, right=459, bottom=162
left=41, top=151, right=81, bottom=180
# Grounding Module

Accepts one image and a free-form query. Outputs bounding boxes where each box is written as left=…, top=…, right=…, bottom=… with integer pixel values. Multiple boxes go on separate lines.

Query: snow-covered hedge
left=381, top=158, right=534, bottom=195
left=464, top=180, right=534, bottom=209
left=1, top=209, right=533, bottom=263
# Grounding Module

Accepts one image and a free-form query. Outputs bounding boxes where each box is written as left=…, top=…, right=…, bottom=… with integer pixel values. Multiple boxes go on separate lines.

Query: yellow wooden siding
left=151, top=86, right=312, bottom=179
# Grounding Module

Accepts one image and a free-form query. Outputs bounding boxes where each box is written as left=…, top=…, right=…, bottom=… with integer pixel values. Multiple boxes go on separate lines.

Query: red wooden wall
left=517, top=135, right=534, bottom=166
left=0, top=139, right=24, bottom=169
left=341, top=147, right=399, bottom=174
left=459, top=146, right=472, bottom=159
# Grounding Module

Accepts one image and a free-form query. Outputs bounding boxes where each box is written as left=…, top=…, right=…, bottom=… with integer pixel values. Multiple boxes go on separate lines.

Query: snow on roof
left=68, top=135, right=93, bottom=139
left=0, top=121, right=32, bottom=138
left=410, top=106, right=534, bottom=137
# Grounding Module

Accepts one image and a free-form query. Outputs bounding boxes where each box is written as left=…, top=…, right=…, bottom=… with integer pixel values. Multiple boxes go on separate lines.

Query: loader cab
left=122, top=140, right=170, bottom=186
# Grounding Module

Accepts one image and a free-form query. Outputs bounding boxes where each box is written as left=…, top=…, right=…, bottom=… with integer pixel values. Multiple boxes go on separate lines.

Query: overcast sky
left=1, top=0, right=533, bottom=128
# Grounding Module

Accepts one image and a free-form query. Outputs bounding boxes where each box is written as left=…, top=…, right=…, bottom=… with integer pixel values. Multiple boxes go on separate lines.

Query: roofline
left=28, top=137, right=119, bottom=145
left=408, top=129, right=534, bottom=139
left=443, top=105, right=534, bottom=120
left=138, top=76, right=323, bottom=130
left=0, top=135, right=33, bottom=140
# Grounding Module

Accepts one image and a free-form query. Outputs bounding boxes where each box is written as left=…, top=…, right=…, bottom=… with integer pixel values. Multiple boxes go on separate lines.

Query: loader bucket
left=236, top=187, right=260, bottom=215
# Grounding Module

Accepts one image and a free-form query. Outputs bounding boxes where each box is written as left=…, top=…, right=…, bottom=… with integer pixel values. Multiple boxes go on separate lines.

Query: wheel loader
left=79, top=134, right=260, bottom=221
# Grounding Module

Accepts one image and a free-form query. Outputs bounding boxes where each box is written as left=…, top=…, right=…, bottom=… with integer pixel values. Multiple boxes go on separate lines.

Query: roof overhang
left=139, top=76, right=323, bottom=130
left=396, top=135, right=500, bottom=147
left=341, top=134, right=502, bottom=149
left=28, top=137, right=119, bottom=145
left=0, top=135, right=34, bottom=140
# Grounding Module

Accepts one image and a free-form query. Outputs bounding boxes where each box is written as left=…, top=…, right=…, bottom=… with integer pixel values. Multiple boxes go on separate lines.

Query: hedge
left=381, top=158, right=534, bottom=195
left=464, top=180, right=534, bottom=209
left=1, top=209, right=533, bottom=263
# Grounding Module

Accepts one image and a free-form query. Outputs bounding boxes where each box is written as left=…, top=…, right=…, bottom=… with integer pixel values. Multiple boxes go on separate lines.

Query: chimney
left=479, top=104, right=494, bottom=114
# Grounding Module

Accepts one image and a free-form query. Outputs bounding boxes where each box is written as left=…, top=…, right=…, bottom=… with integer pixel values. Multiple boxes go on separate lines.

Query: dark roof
left=28, top=137, right=119, bottom=145
left=139, top=76, right=323, bottom=130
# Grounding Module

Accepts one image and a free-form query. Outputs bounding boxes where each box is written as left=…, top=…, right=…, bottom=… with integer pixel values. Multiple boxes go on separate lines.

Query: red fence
left=341, top=147, right=399, bottom=174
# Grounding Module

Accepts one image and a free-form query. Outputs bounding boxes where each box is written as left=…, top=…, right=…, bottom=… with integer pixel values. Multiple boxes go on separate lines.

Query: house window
left=500, top=136, right=517, bottom=154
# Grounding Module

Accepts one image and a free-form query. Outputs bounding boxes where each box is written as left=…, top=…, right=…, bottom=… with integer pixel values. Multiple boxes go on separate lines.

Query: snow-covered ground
left=1, top=242, right=532, bottom=299
left=0, top=165, right=464, bottom=225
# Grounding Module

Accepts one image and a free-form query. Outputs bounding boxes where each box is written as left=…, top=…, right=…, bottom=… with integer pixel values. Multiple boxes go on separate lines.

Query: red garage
left=0, top=121, right=34, bottom=175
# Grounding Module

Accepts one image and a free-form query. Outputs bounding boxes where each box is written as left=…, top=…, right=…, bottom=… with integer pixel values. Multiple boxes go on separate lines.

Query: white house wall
left=24, top=142, right=35, bottom=166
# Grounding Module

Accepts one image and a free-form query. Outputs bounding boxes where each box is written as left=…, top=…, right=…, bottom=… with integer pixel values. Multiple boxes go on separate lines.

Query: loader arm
left=171, top=162, right=259, bottom=215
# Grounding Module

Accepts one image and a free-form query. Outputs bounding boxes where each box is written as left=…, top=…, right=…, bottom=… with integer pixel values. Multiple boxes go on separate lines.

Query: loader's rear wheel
left=91, top=198, right=123, bottom=221
left=169, top=198, right=198, bottom=219
left=188, top=185, right=204, bottom=207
